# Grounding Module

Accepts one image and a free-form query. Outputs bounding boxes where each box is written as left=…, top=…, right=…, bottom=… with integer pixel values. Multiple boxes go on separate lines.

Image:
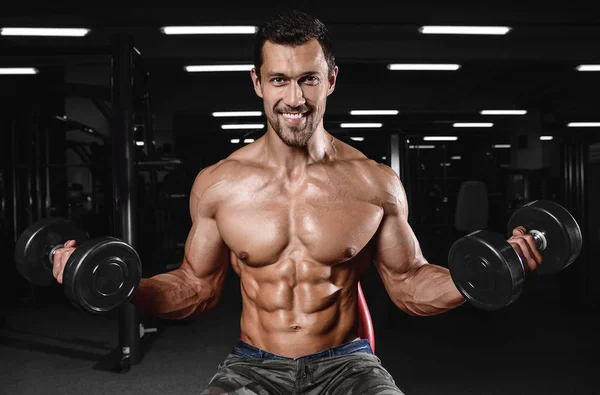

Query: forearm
left=387, top=263, right=465, bottom=316
left=130, top=268, right=217, bottom=320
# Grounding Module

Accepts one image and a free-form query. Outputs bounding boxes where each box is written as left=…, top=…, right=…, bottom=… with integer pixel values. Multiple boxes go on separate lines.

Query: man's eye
left=271, top=77, right=284, bottom=84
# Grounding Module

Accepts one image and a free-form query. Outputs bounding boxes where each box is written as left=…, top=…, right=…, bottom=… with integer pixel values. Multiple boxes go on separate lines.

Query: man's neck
left=261, top=127, right=336, bottom=173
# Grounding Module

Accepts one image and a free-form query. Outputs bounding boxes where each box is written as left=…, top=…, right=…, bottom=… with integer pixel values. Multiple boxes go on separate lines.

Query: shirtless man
left=52, top=10, right=542, bottom=394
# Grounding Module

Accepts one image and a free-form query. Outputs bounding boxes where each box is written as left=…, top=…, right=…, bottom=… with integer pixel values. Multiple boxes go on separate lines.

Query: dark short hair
left=253, top=10, right=336, bottom=80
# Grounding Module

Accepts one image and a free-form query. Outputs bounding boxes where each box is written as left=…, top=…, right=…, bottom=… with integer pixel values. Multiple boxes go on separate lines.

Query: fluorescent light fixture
left=244, top=138, right=255, bottom=143
left=350, top=137, right=365, bottom=141
left=221, top=124, right=264, bottom=129
left=0, top=67, right=39, bottom=75
left=576, top=64, right=600, bottom=71
left=540, top=136, right=553, bottom=141
left=0, top=27, right=89, bottom=36
left=409, top=145, right=435, bottom=149
left=453, top=122, right=493, bottom=127
left=423, top=136, right=458, bottom=141
left=350, top=110, right=398, bottom=115
left=568, top=122, right=600, bottom=127
left=340, top=123, right=382, bottom=128
left=480, top=110, right=527, bottom=115
left=185, top=64, right=253, bottom=72
left=135, top=141, right=145, bottom=147
left=161, top=26, right=257, bottom=35
left=450, top=156, right=462, bottom=160
left=493, top=144, right=511, bottom=148
left=212, top=111, right=262, bottom=117
left=440, top=163, right=451, bottom=167
left=230, top=139, right=240, bottom=143
left=387, top=63, right=460, bottom=71
left=419, top=25, right=511, bottom=35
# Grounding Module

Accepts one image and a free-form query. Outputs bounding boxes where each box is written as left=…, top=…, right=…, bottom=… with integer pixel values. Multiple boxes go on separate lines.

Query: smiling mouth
left=281, top=112, right=306, bottom=120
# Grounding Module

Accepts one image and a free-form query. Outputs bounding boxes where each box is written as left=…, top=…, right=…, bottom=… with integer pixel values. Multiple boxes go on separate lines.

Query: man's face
left=251, top=38, right=338, bottom=148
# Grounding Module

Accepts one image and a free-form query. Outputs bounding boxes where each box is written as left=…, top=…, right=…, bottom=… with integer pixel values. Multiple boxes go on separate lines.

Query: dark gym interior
left=1, top=5, right=599, bottom=394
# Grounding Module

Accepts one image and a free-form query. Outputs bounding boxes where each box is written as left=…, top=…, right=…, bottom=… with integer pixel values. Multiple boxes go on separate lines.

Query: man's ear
left=251, top=68, right=263, bottom=98
left=327, top=65, right=339, bottom=96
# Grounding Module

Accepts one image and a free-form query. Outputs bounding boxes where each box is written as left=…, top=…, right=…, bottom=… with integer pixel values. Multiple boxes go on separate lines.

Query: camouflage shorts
left=200, top=339, right=404, bottom=394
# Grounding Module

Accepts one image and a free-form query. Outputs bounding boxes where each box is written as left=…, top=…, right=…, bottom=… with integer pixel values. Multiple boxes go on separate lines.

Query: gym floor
left=0, top=263, right=597, bottom=395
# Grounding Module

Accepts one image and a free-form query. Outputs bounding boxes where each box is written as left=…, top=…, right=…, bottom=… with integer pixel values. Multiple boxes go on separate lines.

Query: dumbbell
left=14, top=217, right=142, bottom=315
left=447, top=200, right=582, bottom=310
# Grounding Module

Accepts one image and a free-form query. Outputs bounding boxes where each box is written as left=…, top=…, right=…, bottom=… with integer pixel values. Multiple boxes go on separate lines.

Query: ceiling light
left=230, top=139, right=240, bottom=143
left=493, top=144, right=511, bottom=148
left=135, top=141, right=145, bottom=147
left=387, top=64, right=460, bottom=71
left=409, top=145, right=435, bottom=149
left=161, top=26, right=257, bottom=35
left=575, top=65, right=600, bottom=71
left=450, top=156, right=462, bottom=160
left=568, top=122, right=600, bottom=127
left=418, top=25, right=511, bottom=35
left=0, top=27, right=89, bottom=36
left=0, top=67, right=39, bottom=75
left=440, top=163, right=451, bottom=167
left=185, top=64, right=253, bottom=72
left=340, top=123, right=382, bottom=128
left=423, top=136, right=458, bottom=141
left=221, top=124, right=264, bottom=129
left=244, top=138, right=255, bottom=143
left=212, top=111, right=262, bottom=117
left=350, top=137, right=364, bottom=141
left=350, top=110, right=398, bottom=115
left=453, top=122, right=493, bottom=127
left=480, top=110, right=527, bottom=115
left=540, top=136, right=553, bottom=141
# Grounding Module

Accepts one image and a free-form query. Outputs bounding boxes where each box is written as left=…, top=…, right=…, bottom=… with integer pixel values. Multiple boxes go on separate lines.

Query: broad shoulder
left=337, top=137, right=401, bottom=185
left=192, top=153, right=254, bottom=188
left=188, top=155, right=256, bottom=217
left=370, top=162, right=407, bottom=217
left=326, top=139, right=408, bottom=214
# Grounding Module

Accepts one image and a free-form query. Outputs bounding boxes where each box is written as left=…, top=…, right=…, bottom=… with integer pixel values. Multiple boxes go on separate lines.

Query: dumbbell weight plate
left=63, top=237, right=142, bottom=315
left=448, top=230, right=525, bottom=310
left=507, top=200, right=582, bottom=275
left=14, top=217, right=87, bottom=286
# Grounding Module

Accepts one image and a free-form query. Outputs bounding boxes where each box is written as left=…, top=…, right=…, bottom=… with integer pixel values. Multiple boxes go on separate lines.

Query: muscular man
left=52, top=10, right=542, bottom=395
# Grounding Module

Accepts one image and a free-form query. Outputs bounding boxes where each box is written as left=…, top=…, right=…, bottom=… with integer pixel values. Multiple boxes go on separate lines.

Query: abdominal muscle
left=236, top=257, right=364, bottom=358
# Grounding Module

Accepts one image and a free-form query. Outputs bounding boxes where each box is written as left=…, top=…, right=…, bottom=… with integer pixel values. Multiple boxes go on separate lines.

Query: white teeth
left=282, top=113, right=304, bottom=119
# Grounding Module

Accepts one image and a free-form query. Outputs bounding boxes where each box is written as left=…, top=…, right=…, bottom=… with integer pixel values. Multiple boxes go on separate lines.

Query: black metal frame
left=110, top=32, right=141, bottom=370
left=560, top=136, right=590, bottom=307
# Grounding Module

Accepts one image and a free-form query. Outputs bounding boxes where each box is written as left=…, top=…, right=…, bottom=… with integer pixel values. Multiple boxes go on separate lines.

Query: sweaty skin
left=130, top=132, right=465, bottom=358
left=52, top=37, right=541, bottom=359
left=217, top=140, right=395, bottom=355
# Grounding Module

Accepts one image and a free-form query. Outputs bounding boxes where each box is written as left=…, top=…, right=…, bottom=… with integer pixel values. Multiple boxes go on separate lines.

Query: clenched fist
left=507, top=226, right=542, bottom=273
left=52, top=239, right=78, bottom=284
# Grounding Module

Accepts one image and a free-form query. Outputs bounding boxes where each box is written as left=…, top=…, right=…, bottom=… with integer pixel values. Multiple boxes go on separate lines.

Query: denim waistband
left=232, top=338, right=373, bottom=361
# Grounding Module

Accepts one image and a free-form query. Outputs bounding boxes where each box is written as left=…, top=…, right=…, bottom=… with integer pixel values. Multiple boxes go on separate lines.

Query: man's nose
left=284, top=82, right=305, bottom=108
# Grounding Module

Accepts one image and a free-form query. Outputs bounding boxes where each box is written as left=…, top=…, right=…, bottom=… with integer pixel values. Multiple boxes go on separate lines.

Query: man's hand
left=52, top=239, right=78, bottom=284
left=507, top=226, right=542, bottom=273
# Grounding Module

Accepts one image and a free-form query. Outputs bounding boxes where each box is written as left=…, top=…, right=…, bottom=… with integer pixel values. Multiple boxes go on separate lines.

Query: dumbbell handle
left=526, top=229, right=547, bottom=252
left=48, top=243, right=65, bottom=265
